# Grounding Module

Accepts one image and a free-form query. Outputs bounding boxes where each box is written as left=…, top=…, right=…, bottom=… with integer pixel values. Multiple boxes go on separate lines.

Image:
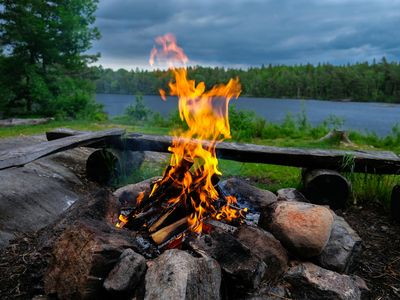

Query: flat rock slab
left=189, top=228, right=267, bottom=293
left=315, top=215, right=362, bottom=273
left=0, top=135, right=94, bottom=248
left=235, top=225, right=288, bottom=280
left=103, top=248, right=146, bottom=296
left=284, top=262, right=369, bottom=300
left=260, top=201, right=334, bottom=258
left=220, top=178, right=277, bottom=211
left=144, top=249, right=221, bottom=300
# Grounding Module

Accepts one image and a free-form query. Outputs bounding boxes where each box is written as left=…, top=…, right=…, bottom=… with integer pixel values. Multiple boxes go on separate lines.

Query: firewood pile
left=42, top=177, right=369, bottom=300
left=115, top=157, right=247, bottom=249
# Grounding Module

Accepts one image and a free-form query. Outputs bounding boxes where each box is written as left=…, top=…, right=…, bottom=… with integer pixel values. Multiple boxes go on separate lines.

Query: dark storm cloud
left=91, top=0, right=400, bottom=69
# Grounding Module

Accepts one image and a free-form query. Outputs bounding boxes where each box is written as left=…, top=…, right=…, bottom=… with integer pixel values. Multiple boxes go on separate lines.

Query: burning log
left=302, top=168, right=351, bottom=209
left=150, top=217, right=188, bottom=245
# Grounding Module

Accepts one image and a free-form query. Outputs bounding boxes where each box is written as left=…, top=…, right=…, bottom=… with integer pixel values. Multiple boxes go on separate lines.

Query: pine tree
left=0, top=0, right=101, bottom=118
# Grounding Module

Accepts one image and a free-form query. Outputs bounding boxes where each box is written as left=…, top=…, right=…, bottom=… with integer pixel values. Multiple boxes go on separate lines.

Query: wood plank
left=0, top=129, right=125, bottom=170
left=45, top=129, right=400, bottom=175
left=124, top=133, right=400, bottom=175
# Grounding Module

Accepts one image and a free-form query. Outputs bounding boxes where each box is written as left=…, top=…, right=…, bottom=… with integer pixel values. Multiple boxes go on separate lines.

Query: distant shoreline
left=95, top=93, right=400, bottom=106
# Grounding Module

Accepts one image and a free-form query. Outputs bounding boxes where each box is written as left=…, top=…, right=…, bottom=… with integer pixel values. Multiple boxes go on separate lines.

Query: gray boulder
left=144, top=249, right=221, bottom=300
left=103, top=248, right=146, bottom=295
left=284, top=262, right=368, bottom=300
left=315, top=215, right=362, bottom=273
left=189, top=228, right=267, bottom=292
left=235, top=225, right=288, bottom=280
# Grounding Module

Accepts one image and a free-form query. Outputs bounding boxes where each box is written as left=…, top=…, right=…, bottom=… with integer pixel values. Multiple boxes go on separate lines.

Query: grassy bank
left=1, top=107, right=399, bottom=209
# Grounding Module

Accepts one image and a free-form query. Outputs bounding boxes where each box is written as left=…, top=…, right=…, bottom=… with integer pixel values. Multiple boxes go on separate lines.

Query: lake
left=96, top=94, right=400, bottom=137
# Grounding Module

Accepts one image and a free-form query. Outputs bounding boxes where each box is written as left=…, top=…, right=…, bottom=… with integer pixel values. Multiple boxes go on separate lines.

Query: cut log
left=0, top=129, right=125, bottom=170
left=302, top=169, right=351, bottom=209
left=86, top=148, right=144, bottom=184
left=0, top=117, right=54, bottom=127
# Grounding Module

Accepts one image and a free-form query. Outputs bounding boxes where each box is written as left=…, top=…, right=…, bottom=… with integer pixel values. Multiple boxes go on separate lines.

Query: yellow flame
left=150, top=33, right=242, bottom=233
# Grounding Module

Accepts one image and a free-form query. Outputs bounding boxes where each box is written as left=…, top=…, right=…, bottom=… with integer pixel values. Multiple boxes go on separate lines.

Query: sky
left=91, top=0, right=400, bottom=70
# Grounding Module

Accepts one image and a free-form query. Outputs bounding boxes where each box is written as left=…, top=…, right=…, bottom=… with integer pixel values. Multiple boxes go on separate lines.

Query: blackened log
left=150, top=217, right=188, bottom=245
left=0, top=129, right=125, bottom=170
left=302, top=169, right=351, bottom=209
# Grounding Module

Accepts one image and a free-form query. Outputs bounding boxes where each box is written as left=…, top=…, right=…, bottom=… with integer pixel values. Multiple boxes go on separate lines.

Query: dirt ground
left=344, top=205, right=400, bottom=299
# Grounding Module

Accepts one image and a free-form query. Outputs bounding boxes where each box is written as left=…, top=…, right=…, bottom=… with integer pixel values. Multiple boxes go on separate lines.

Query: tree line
left=95, top=58, right=400, bottom=103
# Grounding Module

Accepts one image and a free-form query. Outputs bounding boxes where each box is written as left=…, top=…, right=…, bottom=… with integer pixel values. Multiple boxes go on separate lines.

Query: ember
left=116, top=34, right=247, bottom=246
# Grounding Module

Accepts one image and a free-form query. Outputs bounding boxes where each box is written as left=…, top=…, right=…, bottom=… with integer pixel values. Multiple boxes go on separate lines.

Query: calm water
left=96, top=94, right=400, bottom=137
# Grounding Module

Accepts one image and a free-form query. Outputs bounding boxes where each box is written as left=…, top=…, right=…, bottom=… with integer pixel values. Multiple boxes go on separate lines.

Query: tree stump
left=302, top=169, right=351, bottom=209
left=319, top=130, right=354, bottom=146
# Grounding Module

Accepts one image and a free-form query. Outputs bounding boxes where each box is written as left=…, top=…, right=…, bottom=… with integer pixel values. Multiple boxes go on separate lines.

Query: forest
left=0, top=0, right=103, bottom=119
left=95, top=59, right=400, bottom=103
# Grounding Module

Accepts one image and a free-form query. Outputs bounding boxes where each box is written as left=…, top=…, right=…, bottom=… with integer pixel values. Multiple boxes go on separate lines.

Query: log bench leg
left=302, top=168, right=351, bottom=209
left=86, top=149, right=145, bottom=184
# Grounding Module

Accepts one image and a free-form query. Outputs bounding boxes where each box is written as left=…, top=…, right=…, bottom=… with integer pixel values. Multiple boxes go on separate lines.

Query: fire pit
left=42, top=35, right=369, bottom=300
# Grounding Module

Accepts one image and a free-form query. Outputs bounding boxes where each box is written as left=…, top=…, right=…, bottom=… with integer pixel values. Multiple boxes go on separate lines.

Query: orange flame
left=150, top=34, right=242, bottom=233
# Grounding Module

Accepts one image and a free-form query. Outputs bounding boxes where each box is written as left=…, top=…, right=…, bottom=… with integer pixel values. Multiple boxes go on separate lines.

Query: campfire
left=116, top=34, right=248, bottom=248
left=37, top=35, right=371, bottom=300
